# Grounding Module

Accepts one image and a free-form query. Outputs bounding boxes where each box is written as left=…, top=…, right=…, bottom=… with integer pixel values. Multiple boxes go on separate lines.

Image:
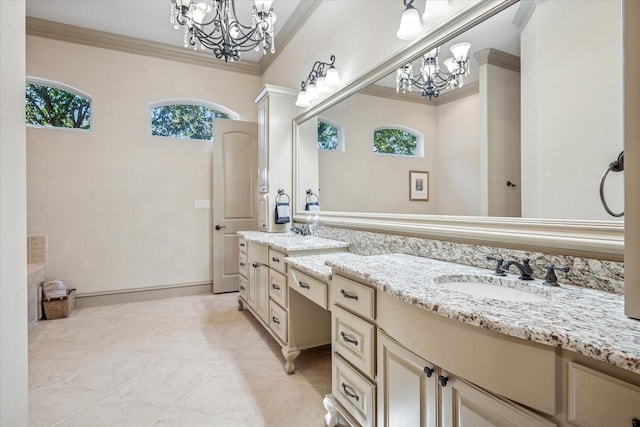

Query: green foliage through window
left=373, top=128, right=418, bottom=156
left=318, top=120, right=339, bottom=150
left=151, top=104, right=230, bottom=141
left=25, top=83, right=91, bottom=129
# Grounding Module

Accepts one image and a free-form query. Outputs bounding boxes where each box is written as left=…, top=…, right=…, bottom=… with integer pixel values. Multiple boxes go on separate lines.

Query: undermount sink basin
left=435, top=276, right=549, bottom=303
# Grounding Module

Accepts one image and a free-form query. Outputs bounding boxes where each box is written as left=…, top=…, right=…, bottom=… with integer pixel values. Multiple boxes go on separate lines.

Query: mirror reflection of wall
left=297, top=0, right=624, bottom=221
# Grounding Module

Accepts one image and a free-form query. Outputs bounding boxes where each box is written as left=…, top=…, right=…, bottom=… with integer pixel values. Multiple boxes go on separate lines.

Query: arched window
left=317, top=117, right=344, bottom=151
left=25, top=78, right=92, bottom=130
left=373, top=126, right=424, bottom=157
left=149, top=100, right=238, bottom=141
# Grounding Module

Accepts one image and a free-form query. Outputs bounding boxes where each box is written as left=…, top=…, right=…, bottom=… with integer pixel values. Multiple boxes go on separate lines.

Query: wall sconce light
left=295, top=55, right=341, bottom=108
left=397, top=0, right=451, bottom=40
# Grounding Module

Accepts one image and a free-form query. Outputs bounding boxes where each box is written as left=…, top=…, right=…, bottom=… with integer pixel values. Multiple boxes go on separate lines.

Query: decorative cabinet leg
left=237, top=298, right=244, bottom=311
left=323, top=396, right=339, bottom=427
left=282, top=348, right=301, bottom=374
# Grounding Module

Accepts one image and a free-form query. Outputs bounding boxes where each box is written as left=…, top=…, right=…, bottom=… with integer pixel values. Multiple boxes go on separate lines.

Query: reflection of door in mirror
left=298, top=0, right=624, bottom=221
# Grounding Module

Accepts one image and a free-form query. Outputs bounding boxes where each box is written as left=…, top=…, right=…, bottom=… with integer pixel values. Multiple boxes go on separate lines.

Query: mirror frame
left=292, top=0, right=624, bottom=261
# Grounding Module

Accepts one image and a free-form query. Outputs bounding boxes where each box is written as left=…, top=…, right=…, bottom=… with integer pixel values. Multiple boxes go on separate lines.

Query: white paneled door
left=212, top=119, right=258, bottom=294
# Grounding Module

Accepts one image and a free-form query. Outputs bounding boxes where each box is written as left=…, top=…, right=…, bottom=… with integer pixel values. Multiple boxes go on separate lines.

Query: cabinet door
left=257, top=98, right=269, bottom=192
left=440, top=374, right=556, bottom=427
left=377, top=331, right=438, bottom=427
left=248, top=262, right=257, bottom=309
left=255, top=263, right=270, bottom=323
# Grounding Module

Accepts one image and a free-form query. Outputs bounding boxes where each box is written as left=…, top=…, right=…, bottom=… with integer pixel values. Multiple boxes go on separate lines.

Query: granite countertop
left=238, top=231, right=350, bottom=253
left=324, top=253, right=640, bottom=375
left=286, top=253, right=366, bottom=281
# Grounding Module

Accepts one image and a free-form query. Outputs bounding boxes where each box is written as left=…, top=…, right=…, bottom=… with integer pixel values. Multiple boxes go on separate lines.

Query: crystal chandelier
left=396, top=43, right=471, bottom=101
left=170, top=0, right=277, bottom=63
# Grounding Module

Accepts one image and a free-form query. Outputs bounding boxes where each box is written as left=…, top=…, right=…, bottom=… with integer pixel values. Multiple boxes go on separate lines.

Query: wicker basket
left=42, top=289, right=76, bottom=320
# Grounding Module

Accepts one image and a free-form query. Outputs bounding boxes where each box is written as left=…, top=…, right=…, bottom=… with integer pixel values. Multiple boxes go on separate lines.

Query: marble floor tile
left=29, top=293, right=334, bottom=427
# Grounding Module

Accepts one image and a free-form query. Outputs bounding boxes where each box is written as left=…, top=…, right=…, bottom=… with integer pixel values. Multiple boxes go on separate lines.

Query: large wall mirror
left=293, top=0, right=624, bottom=259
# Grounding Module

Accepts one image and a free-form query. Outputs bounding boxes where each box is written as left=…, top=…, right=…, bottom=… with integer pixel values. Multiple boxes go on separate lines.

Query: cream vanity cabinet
left=238, top=236, right=347, bottom=373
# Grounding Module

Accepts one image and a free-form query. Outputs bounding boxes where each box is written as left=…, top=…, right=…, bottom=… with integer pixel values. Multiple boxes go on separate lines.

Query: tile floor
left=29, top=293, right=334, bottom=426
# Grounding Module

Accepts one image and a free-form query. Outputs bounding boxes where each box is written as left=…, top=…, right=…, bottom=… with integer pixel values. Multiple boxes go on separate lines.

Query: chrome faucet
left=501, top=258, right=534, bottom=280
left=290, top=225, right=309, bottom=236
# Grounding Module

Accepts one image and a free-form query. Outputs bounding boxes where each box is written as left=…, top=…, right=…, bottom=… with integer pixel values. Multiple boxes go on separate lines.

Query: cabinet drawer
left=269, top=300, right=288, bottom=344
left=332, top=275, right=375, bottom=321
left=269, top=248, right=287, bottom=274
left=239, top=275, right=248, bottom=300
left=248, top=242, right=269, bottom=265
left=290, top=268, right=328, bottom=309
left=239, top=252, right=248, bottom=278
left=333, top=305, right=376, bottom=378
left=568, top=362, right=640, bottom=427
left=239, top=237, right=247, bottom=254
left=269, top=269, right=288, bottom=309
left=333, top=353, right=376, bottom=427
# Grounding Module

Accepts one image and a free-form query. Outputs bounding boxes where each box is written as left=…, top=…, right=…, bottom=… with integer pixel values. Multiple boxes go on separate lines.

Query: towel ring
left=276, top=189, right=290, bottom=204
left=305, top=189, right=319, bottom=203
left=599, top=151, right=624, bottom=217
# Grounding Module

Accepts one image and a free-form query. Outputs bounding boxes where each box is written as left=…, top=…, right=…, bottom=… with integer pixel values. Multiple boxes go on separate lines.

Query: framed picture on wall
left=409, top=170, right=429, bottom=201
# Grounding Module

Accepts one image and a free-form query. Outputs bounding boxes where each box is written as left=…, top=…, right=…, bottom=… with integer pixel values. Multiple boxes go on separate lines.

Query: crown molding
left=474, top=48, right=520, bottom=72
left=513, top=0, right=546, bottom=32
left=26, top=17, right=262, bottom=76
left=362, top=81, right=479, bottom=106
left=258, top=0, right=321, bottom=72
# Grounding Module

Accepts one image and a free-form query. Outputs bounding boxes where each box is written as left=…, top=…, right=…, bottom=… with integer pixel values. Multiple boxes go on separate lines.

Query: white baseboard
left=74, top=281, right=214, bottom=308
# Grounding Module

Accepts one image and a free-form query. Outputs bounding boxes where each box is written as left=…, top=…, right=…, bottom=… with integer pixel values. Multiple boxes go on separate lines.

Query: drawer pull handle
left=272, top=316, right=280, bottom=325
left=240, top=262, right=245, bottom=267
left=272, top=283, right=280, bottom=291
left=632, top=418, right=639, bottom=427
left=340, top=289, right=358, bottom=300
left=240, top=285, right=245, bottom=291
left=341, top=383, right=359, bottom=401
left=240, top=243, right=246, bottom=247
left=340, top=331, right=358, bottom=346
left=438, top=375, right=449, bottom=387
left=424, top=367, right=434, bottom=377
left=252, top=263, right=258, bottom=268
left=272, top=257, right=280, bottom=263
left=299, top=281, right=310, bottom=289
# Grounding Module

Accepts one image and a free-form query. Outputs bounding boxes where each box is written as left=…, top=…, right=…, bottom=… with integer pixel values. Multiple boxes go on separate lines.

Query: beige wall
left=26, top=36, right=262, bottom=295
left=1, top=0, right=29, bottom=424
left=520, top=0, right=624, bottom=220
left=311, top=91, right=482, bottom=216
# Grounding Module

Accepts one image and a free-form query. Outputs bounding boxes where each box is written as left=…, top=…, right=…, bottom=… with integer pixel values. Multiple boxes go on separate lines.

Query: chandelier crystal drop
left=396, top=43, right=471, bottom=101
left=170, top=0, right=277, bottom=63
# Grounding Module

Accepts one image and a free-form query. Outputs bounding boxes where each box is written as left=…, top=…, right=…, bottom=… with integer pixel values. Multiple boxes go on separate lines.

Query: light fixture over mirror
left=295, top=55, right=341, bottom=108
left=397, top=0, right=452, bottom=40
left=397, top=42, right=471, bottom=100
left=170, top=0, right=277, bottom=62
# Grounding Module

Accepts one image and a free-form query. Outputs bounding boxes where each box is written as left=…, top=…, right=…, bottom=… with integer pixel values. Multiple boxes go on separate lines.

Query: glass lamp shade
left=192, top=3, right=211, bottom=24
left=254, top=0, right=274, bottom=13
left=295, top=90, right=311, bottom=108
left=316, top=76, right=330, bottom=96
left=306, top=83, right=319, bottom=102
left=443, top=57, right=457, bottom=73
left=450, top=42, right=471, bottom=61
left=325, top=67, right=341, bottom=89
left=422, top=0, right=451, bottom=22
left=396, top=6, right=423, bottom=40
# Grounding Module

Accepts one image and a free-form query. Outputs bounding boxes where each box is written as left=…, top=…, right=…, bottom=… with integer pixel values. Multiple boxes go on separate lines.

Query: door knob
left=215, top=225, right=226, bottom=230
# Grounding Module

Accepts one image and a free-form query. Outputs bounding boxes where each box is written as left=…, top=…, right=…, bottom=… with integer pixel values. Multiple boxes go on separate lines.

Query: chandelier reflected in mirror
left=170, top=0, right=277, bottom=63
left=396, top=42, right=471, bottom=100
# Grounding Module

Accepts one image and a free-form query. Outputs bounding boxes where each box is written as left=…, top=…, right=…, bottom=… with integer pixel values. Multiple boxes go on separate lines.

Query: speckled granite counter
left=323, top=253, right=640, bottom=375
left=286, top=253, right=366, bottom=281
left=238, top=231, right=350, bottom=253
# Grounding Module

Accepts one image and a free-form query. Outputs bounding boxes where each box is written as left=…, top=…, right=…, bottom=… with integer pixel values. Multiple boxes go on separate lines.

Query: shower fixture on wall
left=170, top=0, right=277, bottom=63
left=396, top=43, right=471, bottom=100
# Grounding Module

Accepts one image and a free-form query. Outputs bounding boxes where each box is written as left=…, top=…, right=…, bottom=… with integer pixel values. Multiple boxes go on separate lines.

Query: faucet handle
left=486, top=255, right=506, bottom=276
left=544, top=264, right=569, bottom=286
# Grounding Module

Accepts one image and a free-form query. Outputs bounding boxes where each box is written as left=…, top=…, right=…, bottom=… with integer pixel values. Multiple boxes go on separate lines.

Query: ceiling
left=25, top=0, right=303, bottom=63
